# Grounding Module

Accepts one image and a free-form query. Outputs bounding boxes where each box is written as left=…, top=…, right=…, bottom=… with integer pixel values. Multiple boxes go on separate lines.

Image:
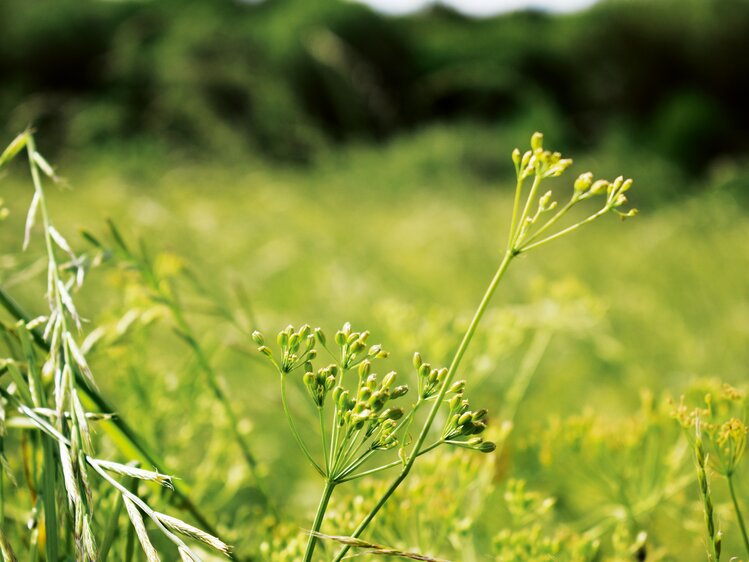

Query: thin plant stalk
left=331, top=134, right=636, bottom=561
left=331, top=249, right=515, bottom=561
left=303, top=479, right=336, bottom=562
left=24, top=138, right=61, bottom=562
left=0, top=285, right=218, bottom=536
left=727, top=473, right=749, bottom=558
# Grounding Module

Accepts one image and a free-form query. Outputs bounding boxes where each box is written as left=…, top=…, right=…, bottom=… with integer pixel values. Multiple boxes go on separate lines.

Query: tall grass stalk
left=0, top=130, right=231, bottom=560
left=84, top=219, right=277, bottom=516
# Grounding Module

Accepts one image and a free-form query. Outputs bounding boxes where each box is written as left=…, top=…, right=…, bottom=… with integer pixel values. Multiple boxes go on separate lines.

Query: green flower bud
left=277, top=331, right=289, bottom=348
left=511, top=148, right=521, bottom=168
left=391, top=385, right=409, bottom=399
left=574, top=172, right=594, bottom=192
left=478, top=441, right=496, bottom=453
left=458, top=412, right=472, bottom=426
left=382, top=371, right=397, bottom=388
left=471, top=421, right=487, bottom=434
left=449, top=380, right=466, bottom=394
left=521, top=150, right=532, bottom=170
left=315, top=327, right=326, bottom=346
left=358, top=360, right=371, bottom=378
left=380, top=407, right=404, bottom=421
left=412, top=352, right=423, bottom=370
left=418, top=364, right=431, bottom=378
left=258, top=346, right=273, bottom=359
left=530, top=132, right=544, bottom=152
left=298, top=324, right=311, bottom=339
left=620, top=178, right=633, bottom=193
left=338, top=390, right=351, bottom=409
left=303, top=372, right=315, bottom=386
left=589, top=180, right=609, bottom=195
left=335, top=330, right=346, bottom=346
left=539, top=190, right=553, bottom=210
left=472, top=409, right=488, bottom=422
left=251, top=331, right=265, bottom=345
left=288, top=333, right=300, bottom=352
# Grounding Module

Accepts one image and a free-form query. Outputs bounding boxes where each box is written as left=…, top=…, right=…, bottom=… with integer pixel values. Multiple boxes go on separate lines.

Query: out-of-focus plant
left=252, top=131, right=637, bottom=560
left=674, top=381, right=749, bottom=561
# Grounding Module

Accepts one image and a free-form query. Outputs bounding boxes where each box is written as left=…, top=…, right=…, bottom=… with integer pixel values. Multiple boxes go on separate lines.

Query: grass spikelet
left=311, top=532, right=448, bottom=561
left=58, top=442, right=82, bottom=512
left=93, top=459, right=174, bottom=489
left=122, top=496, right=161, bottom=562
left=154, top=511, right=232, bottom=556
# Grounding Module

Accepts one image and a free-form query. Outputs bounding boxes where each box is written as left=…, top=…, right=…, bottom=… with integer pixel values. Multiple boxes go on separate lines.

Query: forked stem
left=303, top=479, right=336, bottom=562
left=332, top=249, right=515, bottom=561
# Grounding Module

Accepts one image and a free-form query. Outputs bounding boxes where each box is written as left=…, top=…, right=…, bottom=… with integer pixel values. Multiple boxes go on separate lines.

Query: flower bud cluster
left=333, top=370, right=406, bottom=436
left=412, top=352, right=448, bottom=400
left=303, top=364, right=338, bottom=407
left=443, top=392, right=495, bottom=453
left=572, top=172, right=637, bottom=219
left=328, top=322, right=389, bottom=370
left=252, top=324, right=317, bottom=374
left=512, top=132, right=573, bottom=180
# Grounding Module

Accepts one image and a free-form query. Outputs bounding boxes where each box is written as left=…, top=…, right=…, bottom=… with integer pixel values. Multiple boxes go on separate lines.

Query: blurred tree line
left=0, top=0, right=746, bottom=174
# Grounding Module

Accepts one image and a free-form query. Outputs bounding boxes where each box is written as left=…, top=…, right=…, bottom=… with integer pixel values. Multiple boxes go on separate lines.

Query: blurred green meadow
left=2, top=0, right=749, bottom=560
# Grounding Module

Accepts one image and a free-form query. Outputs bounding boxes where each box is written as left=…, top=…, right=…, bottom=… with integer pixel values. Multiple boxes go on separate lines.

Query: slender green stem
left=302, top=480, right=336, bottom=562
left=507, top=176, right=525, bottom=248
left=728, top=473, right=749, bottom=558
left=337, top=450, right=377, bottom=481
left=511, top=174, right=542, bottom=247
left=519, top=197, right=578, bottom=247
left=332, top=250, right=515, bottom=561
left=518, top=207, right=609, bottom=253
left=318, top=407, right=329, bottom=475
left=281, top=375, right=324, bottom=476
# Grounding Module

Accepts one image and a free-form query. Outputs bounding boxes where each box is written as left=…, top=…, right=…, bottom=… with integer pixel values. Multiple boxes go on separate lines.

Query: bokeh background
left=1, top=0, right=749, bottom=559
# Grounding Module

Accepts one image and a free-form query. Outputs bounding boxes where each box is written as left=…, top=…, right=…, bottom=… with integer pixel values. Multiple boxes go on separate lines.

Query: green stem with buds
left=332, top=249, right=515, bottom=561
